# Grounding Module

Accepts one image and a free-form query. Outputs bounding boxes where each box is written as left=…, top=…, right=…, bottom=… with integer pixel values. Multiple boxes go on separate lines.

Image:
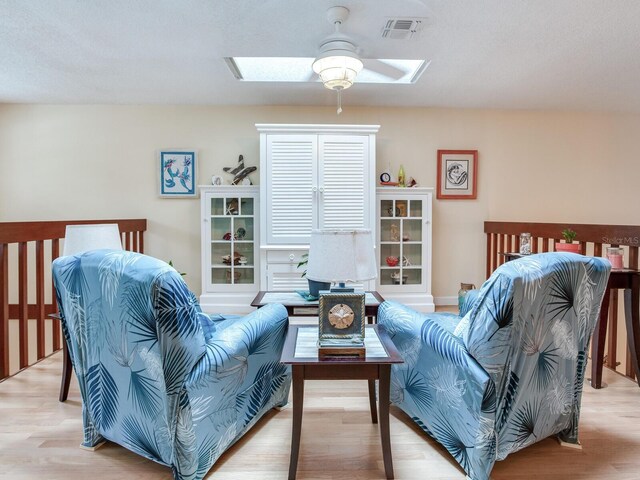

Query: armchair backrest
left=462, top=253, right=610, bottom=409
left=53, top=250, right=206, bottom=454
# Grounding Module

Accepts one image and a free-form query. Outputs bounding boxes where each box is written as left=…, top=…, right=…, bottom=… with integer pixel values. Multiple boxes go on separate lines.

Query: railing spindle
left=629, top=246, right=638, bottom=270
left=485, top=234, right=491, bottom=279
left=36, top=240, right=45, bottom=359
left=607, top=291, right=618, bottom=369
left=51, top=238, right=61, bottom=351
left=0, top=243, right=9, bottom=378
left=18, top=242, right=29, bottom=369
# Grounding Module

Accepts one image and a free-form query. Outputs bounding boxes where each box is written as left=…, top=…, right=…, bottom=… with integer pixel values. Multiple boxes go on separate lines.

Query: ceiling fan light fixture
left=312, top=52, right=363, bottom=90
left=312, top=7, right=363, bottom=92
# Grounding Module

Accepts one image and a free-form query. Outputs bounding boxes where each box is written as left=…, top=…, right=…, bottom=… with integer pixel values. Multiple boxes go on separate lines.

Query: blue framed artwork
left=159, top=150, right=197, bottom=197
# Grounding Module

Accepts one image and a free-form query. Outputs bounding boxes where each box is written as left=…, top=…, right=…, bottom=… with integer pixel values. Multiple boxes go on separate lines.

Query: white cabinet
left=376, top=187, right=434, bottom=312
left=199, top=186, right=259, bottom=313
left=257, top=124, right=379, bottom=290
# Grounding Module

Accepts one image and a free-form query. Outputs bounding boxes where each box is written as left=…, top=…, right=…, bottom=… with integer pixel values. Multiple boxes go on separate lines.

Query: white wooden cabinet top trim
left=199, top=185, right=259, bottom=194
left=256, top=124, right=380, bottom=134
left=376, top=186, right=434, bottom=195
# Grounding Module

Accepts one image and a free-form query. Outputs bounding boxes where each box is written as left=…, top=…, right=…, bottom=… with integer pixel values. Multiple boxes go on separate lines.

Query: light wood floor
left=1, top=352, right=639, bottom=480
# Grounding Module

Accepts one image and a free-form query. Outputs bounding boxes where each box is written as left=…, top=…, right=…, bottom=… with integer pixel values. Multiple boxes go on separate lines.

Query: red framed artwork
left=436, top=150, right=478, bottom=199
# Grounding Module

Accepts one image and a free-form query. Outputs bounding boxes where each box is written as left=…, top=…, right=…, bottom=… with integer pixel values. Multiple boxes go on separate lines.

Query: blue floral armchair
left=53, top=250, right=291, bottom=480
left=378, top=253, right=610, bottom=480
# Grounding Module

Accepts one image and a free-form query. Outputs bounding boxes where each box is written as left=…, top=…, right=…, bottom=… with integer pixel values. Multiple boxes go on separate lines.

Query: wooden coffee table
left=280, top=325, right=403, bottom=480
left=251, top=290, right=385, bottom=323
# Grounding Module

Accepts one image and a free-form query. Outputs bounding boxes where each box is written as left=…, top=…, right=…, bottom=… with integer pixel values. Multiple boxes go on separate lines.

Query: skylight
left=225, top=57, right=428, bottom=84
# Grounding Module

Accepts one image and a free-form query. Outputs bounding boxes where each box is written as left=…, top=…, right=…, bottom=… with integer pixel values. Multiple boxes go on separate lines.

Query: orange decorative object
left=386, top=256, right=399, bottom=267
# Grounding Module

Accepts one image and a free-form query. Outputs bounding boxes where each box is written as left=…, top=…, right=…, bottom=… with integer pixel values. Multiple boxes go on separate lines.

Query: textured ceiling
left=1, top=0, right=640, bottom=111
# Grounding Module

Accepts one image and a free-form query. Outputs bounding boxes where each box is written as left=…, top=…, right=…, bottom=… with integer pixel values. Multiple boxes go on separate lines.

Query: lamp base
left=330, top=282, right=354, bottom=293
left=308, top=279, right=331, bottom=298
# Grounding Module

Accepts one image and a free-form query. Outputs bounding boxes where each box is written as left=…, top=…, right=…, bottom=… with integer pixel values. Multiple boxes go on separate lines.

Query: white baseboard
left=434, top=296, right=458, bottom=306
left=379, top=293, right=435, bottom=312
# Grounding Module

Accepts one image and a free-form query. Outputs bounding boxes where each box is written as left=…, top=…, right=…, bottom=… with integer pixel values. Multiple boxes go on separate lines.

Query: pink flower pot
left=555, top=242, right=581, bottom=254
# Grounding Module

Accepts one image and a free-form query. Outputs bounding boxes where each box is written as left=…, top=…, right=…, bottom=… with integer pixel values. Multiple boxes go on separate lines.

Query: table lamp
left=306, top=229, right=377, bottom=292
left=63, top=224, right=123, bottom=256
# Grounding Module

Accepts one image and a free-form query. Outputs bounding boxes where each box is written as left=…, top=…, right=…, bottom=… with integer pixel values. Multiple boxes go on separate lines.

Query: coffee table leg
left=368, top=379, right=378, bottom=424
left=379, top=365, right=394, bottom=479
left=289, top=365, right=304, bottom=480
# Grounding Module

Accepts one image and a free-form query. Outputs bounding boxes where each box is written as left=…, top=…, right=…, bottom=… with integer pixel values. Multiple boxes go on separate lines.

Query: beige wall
left=1, top=104, right=639, bottom=302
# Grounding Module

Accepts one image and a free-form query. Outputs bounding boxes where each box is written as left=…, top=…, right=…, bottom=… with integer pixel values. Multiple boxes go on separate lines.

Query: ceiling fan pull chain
left=337, top=89, right=342, bottom=115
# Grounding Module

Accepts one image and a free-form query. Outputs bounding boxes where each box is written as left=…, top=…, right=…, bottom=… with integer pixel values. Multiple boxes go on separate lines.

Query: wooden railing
left=485, top=221, right=640, bottom=379
left=485, top=222, right=639, bottom=276
left=0, top=219, right=147, bottom=381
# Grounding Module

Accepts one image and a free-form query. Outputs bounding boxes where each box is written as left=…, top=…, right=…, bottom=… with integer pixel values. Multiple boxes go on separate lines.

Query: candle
left=606, top=247, right=624, bottom=269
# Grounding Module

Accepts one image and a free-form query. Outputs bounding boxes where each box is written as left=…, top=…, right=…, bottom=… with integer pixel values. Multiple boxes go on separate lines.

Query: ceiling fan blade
left=363, top=59, right=407, bottom=81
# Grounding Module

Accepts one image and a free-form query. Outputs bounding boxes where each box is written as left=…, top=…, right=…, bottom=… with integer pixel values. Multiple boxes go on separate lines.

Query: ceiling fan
left=311, top=6, right=408, bottom=88
left=225, top=6, right=427, bottom=113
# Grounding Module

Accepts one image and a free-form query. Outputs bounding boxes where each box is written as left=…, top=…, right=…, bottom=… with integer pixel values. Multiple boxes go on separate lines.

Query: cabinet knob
left=312, top=186, right=318, bottom=192
left=203, top=218, right=208, bottom=223
left=289, top=253, right=295, bottom=261
left=319, top=186, right=325, bottom=193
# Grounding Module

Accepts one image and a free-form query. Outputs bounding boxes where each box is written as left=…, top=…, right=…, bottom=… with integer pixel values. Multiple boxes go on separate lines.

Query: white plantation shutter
left=266, top=135, right=317, bottom=244
left=319, top=135, right=369, bottom=230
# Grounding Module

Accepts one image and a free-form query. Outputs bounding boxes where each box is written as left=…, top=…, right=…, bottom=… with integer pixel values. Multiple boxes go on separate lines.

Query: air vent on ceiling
left=381, top=18, right=426, bottom=40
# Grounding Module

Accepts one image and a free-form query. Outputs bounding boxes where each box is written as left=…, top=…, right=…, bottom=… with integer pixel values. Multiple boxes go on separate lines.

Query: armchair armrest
left=459, top=289, right=480, bottom=317
left=378, top=300, right=490, bottom=384
left=187, top=303, right=289, bottom=394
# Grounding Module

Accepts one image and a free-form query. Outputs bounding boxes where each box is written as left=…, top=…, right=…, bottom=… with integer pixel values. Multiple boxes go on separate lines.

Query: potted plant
left=555, top=228, right=581, bottom=254
left=297, top=253, right=331, bottom=298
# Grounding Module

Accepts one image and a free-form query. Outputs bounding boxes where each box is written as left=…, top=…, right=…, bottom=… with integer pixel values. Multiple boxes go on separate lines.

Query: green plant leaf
left=561, top=228, right=577, bottom=243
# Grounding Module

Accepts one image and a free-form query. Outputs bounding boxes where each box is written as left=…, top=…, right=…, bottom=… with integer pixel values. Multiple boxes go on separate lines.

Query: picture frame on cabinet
left=159, top=150, right=197, bottom=197
left=436, top=150, right=478, bottom=200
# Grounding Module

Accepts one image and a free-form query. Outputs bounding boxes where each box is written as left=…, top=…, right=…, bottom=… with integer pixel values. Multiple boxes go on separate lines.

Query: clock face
left=328, top=303, right=355, bottom=329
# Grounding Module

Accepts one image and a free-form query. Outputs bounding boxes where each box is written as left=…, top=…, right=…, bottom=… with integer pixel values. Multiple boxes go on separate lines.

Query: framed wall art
left=159, top=150, right=197, bottom=197
left=437, top=150, right=478, bottom=200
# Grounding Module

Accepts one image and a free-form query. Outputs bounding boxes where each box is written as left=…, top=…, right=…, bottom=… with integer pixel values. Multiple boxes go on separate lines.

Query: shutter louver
left=267, top=137, right=316, bottom=243
left=320, top=138, right=368, bottom=230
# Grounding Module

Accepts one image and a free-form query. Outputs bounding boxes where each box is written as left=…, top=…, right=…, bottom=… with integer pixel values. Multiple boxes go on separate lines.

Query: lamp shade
left=63, top=224, right=123, bottom=256
left=306, top=229, right=377, bottom=284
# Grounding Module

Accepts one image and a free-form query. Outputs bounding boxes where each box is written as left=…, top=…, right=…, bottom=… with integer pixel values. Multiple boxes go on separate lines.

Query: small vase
left=308, top=279, right=331, bottom=298
left=519, top=233, right=532, bottom=255
left=458, top=283, right=476, bottom=312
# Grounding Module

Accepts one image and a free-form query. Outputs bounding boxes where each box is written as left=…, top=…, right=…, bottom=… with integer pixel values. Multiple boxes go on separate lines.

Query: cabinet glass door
left=210, top=195, right=256, bottom=286
left=379, top=196, right=423, bottom=286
